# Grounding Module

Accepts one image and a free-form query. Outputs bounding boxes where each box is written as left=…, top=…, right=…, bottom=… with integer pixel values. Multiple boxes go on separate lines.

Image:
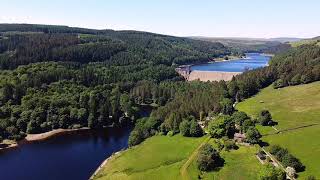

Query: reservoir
left=191, top=53, right=272, bottom=72
left=0, top=127, right=131, bottom=180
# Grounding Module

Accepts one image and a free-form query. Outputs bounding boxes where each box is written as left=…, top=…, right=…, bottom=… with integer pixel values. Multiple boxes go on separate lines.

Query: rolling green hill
left=237, top=82, right=320, bottom=178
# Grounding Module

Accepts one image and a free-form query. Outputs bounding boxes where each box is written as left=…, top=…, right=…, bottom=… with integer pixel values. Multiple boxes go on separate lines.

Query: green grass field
left=237, top=82, right=320, bottom=178
left=93, top=135, right=263, bottom=180
left=187, top=139, right=262, bottom=180
left=94, top=134, right=207, bottom=180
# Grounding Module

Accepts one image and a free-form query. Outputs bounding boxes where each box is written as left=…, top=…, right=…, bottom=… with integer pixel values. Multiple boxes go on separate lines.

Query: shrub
left=223, top=139, right=237, bottom=151
left=231, top=111, right=248, bottom=126
left=128, top=130, right=143, bottom=147
left=282, top=154, right=304, bottom=172
left=189, top=120, right=203, bottom=137
left=258, top=164, right=286, bottom=180
left=273, top=79, right=285, bottom=89
left=208, top=116, right=227, bottom=138
left=167, top=131, right=174, bottom=137
left=269, top=145, right=282, bottom=155
left=269, top=145, right=304, bottom=172
left=179, top=120, right=190, bottom=136
left=258, top=110, right=272, bottom=126
left=245, top=126, right=261, bottom=144
left=196, top=144, right=224, bottom=171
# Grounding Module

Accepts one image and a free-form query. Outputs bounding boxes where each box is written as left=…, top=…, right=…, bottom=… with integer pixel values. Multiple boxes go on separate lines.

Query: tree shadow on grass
left=258, top=141, right=269, bottom=147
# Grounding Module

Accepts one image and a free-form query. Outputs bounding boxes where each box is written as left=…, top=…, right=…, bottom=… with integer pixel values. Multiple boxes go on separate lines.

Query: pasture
left=237, top=82, right=320, bottom=178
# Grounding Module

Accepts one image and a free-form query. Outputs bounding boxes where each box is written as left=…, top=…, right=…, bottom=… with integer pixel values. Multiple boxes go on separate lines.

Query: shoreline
left=0, top=128, right=90, bottom=151
left=25, top=127, right=90, bottom=142
left=90, top=150, right=124, bottom=179
left=0, top=140, right=18, bottom=151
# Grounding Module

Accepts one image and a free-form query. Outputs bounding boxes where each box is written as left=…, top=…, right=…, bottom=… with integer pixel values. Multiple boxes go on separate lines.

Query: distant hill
left=290, top=36, right=320, bottom=47
left=189, top=36, right=292, bottom=54
left=0, top=23, right=229, bottom=69
left=311, top=36, right=320, bottom=40
left=268, top=37, right=302, bottom=43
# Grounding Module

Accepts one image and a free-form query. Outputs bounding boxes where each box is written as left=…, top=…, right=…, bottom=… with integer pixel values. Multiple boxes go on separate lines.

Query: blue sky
left=0, top=0, right=319, bottom=38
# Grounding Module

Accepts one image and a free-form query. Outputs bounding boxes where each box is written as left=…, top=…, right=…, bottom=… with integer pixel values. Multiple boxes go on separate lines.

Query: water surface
left=0, top=127, right=131, bottom=180
left=191, top=53, right=271, bottom=72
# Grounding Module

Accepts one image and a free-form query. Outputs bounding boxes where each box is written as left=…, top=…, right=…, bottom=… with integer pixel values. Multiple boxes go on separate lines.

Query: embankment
left=187, top=71, right=241, bottom=82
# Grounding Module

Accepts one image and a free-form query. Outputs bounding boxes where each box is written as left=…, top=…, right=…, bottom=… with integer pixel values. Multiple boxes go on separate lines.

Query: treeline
left=0, top=24, right=229, bottom=69
left=271, top=44, right=320, bottom=88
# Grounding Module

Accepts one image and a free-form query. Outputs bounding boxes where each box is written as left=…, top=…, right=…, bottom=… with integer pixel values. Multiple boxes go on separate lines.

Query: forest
left=0, top=24, right=319, bottom=146
left=0, top=24, right=227, bottom=141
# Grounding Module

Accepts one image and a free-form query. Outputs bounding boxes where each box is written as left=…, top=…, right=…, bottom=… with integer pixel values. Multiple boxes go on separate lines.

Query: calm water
left=191, top=53, right=271, bottom=72
left=0, top=127, right=131, bottom=180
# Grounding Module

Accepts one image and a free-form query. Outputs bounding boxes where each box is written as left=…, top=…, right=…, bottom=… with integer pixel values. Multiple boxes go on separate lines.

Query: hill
left=237, top=82, right=320, bottom=178
left=189, top=36, right=292, bottom=54
left=0, top=24, right=228, bottom=69
left=268, top=37, right=301, bottom=43
left=290, top=36, right=320, bottom=47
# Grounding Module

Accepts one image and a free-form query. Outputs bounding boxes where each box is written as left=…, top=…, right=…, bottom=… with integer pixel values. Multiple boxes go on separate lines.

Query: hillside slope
left=0, top=24, right=228, bottom=69
left=237, top=82, right=320, bottom=178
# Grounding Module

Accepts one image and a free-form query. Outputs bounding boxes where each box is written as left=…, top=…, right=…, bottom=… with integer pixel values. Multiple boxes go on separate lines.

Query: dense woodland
left=0, top=24, right=319, bottom=149
left=0, top=24, right=228, bottom=141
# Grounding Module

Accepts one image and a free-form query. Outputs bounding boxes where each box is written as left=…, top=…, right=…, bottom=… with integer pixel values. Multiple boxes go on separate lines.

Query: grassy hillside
left=187, top=139, right=262, bottom=180
left=93, top=135, right=263, bottom=180
left=236, top=82, right=320, bottom=178
left=93, top=135, right=208, bottom=180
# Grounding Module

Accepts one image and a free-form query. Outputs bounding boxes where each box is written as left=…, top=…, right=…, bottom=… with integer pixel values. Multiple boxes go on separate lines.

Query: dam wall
left=186, top=70, right=241, bottom=82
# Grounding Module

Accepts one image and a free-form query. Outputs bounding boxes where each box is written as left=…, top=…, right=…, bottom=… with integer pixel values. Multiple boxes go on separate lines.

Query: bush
left=179, top=120, right=190, bottom=136
left=196, top=144, right=224, bottom=171
left=269, top=145, right=304, bottom=172
left=258, top=164, right=286, bottom=180
left=275, top=148, right=289, bottom=161
left=269, top=145, right=282, bottom=155
left=273, top=79, right=285, bottom=89
left=167, top=131, right=174, bottom=137
left=282, top=154, right=304, bottom=172
left=245, top=126, right=261, bottom=144
left=128, top=130, right=143, bottom=147
left=128, top=117, right=162, bottom=146
left=179, top=120, right=203, bottom=137
left=223, top=139, right=237, bottom=151
left=258, top=110, right=273, bottom=126
left=231, top=111, right=248, bottom=126
left=208, top=116, right=227, bottom=138
left=189, top=120, right=203, bottom=137
left=241, top=119, right=255, bottom=132
left=159, top=123, right=167, bottom=135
